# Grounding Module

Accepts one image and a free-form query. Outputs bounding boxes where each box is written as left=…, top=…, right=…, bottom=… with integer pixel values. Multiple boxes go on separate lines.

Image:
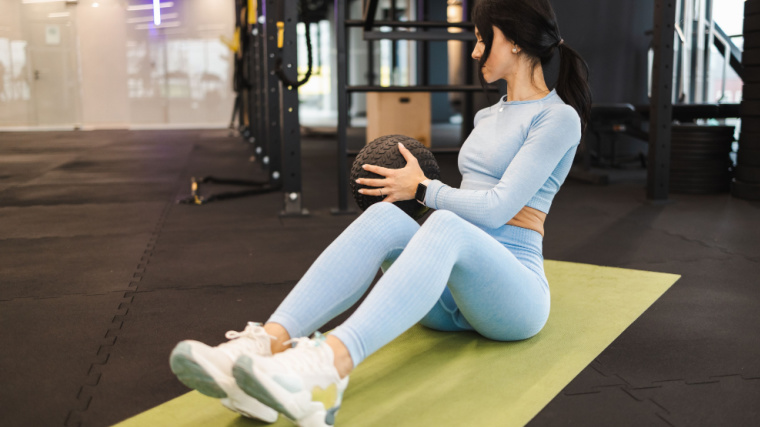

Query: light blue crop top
left=424, top=89, right=582, bottom=230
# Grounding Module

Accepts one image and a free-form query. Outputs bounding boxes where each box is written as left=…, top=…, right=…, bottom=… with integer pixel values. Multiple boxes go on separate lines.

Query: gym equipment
left=350, top=135, right=441, bottom=220
left=569, top=104, right=647, bottom=186
left=734, top=0, right=760, bottom=200
left=333, top=0, right=502, bottom=215
left=113, top=261, right=679, bottom=427
left=179, top=0, right=316, bottom=214
left=669, top=124, right=735, bottom=194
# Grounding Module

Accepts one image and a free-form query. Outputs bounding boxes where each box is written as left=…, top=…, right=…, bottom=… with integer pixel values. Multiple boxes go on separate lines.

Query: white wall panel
left=77, top=0, right=129, bottom=128
left=1, top=0, right=236, bottom=129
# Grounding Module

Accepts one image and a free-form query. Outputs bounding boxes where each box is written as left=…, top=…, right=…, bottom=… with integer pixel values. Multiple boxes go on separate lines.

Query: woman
left=170, top=0, right=591, bottom=425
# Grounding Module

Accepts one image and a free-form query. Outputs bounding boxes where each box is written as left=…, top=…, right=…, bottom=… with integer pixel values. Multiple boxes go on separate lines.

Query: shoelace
left=221, top=322, right=276, bottom=355
left=277, top=332, right=333, bottom=375
left=282, top=331, right=326, bottom=348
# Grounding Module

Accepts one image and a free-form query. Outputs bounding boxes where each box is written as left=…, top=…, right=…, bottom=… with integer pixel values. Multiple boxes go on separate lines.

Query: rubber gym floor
left=1, top=129, right=758, bottom=427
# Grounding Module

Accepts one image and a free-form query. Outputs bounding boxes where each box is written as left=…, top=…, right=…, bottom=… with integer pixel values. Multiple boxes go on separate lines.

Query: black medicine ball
left=350, top=134, right=441, bottom=220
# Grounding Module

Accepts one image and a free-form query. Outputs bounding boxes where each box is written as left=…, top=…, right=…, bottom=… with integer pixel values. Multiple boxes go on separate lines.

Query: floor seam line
left=63, top=143, right=192, bottom=427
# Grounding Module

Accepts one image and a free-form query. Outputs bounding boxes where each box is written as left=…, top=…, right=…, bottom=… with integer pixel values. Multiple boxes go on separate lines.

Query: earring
left=512, top=48, right=518, bottom=53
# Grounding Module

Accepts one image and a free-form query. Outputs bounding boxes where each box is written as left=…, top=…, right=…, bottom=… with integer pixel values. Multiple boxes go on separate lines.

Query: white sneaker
left=232, top=333, right=349, bottom=427
left=169, top=322, right=279, bottom=423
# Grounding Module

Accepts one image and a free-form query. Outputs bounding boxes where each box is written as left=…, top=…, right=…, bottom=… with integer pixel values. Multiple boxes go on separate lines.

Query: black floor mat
left=1, top=129, right=759, bottom=427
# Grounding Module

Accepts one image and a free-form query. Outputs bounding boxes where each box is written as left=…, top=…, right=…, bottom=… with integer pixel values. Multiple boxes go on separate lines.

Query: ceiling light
left=127, top=2, right=173, bottom=11
left=126, top=13, right=177, bottom=24
left=153, top=0, right=161, bottom=25
left=135, top=21, right=180, bottom=30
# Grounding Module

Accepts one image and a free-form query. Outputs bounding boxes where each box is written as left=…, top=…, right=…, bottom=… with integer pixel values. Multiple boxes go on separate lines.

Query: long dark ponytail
left=472, top=0, right=592, bottom=133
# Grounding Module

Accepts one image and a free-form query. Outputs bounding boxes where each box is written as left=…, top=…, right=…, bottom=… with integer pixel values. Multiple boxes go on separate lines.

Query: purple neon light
left=153, top=0, right=161, bottom=26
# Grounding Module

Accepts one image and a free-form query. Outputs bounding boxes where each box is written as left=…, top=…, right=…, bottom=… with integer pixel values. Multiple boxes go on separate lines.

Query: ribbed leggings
left=267, top=202, right=550, bottom=366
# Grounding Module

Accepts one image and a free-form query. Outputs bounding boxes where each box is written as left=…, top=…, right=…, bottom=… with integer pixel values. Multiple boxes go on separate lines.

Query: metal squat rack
left=182, top=0, right=307, bottom=216
left=332, top=0, right=502, bottom=214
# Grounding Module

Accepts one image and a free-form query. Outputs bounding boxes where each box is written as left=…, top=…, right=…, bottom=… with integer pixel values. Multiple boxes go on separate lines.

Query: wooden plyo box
left=366, top=92, right=431, bottom=147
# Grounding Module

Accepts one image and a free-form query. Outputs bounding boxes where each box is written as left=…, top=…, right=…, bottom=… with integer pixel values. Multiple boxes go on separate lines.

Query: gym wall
left=0, top=0, right=657, bottom=129
left=551, top=0, right=654, bottom=105
left=0, top=0, right=235, bottom=129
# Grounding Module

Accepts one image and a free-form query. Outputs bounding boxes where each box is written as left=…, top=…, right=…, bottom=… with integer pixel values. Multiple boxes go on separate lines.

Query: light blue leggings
left=267, top=202, right=550, bottom=366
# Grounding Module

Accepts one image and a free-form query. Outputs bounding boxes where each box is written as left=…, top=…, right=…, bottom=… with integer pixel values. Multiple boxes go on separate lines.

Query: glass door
left=21, top=2, right=80, bottom=127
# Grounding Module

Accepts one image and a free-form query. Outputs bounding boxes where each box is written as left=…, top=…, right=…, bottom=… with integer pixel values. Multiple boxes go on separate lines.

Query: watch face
left=416, top=183, right=427, bottom=203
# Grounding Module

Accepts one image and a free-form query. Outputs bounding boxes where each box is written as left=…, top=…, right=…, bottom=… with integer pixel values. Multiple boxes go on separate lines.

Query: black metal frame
left=280, top=0, right=306, bottom=215
left=332, top=0, right=491, bottom=214
left=647, top=0, right=677, bottom=200
left=179, top=0, right=307, bottom=215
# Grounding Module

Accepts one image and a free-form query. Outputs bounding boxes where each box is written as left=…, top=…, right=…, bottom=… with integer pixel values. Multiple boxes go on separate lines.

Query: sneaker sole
left=233, top=355, right=329, bottom=425
left=170, top=342, right=227, bottom=398
left=170, top=343, right=279, bottom=423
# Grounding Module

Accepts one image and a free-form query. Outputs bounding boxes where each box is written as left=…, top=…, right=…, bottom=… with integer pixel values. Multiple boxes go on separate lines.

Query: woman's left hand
left=356, top=142, right=428, bottom=203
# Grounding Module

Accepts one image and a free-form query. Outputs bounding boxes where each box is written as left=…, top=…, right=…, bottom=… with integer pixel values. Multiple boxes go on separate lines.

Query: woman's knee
left=356, top=202, right=419, bottom=247
left=364, top=200, right=404, bottom=216
left=416, top=210, right=473, bottom=246
left=423, top=210, right=470, bottom=231
left=364, top=202, right=412, bottom=226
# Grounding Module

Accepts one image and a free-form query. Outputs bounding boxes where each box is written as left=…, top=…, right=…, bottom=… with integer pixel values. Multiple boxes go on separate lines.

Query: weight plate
left=671, top=152, right=732, bottom=160
left=670, top=131, right=734, bottom=143
left=744, top=48, right=760, bottom=66
left=670, top=177, right=731, bottom=186
left=739, top=118, right=760, bottom=133
left=670, top=170, right=732, bottom=180
left=737, top=145, right=760, bottom=156
left=738, top=143, right=760, bottom=154
left=671, top=146, right=733, bottom=155
left=742, top=84, right=760, bottom=99
left=746, top=1, right=760, bottom=16
left=670, top=174, right=732, bottom=183
left=671, top=157, right=732, bottom=168
left=670, top=169, right=732, bottom=177
left=670, top=176, right=732, bottom=186
left=744, top=32, right=760, bottom=49
left=670, top=172, right=733, bottom=179
left=741, top=100, right=760, bottom=116
left=732, top=179, right=760, bottom=200
left=746, top=18, right=760, bottom=34
left=671, top=124, right=735, bottom=133
left=671, top=154, right=732, bottom=162
left=671, top=182, right=730, bottom=194
left=671, top=140, right=734, bottom=148
left=739, top=137, right=760, bottom=150
left=672, top=131, right=735, bottom=139
left=670, top=131, right=734, bottom=142
left=739, top=131, right=760, bottom=144
left=671, top=141, right=733, bottom=148
left=737, top=153, right=760, bottom=167
left=671, top=145, right=734, bottom=153
left=670, top=171, right=732, bottom=180
left=672, top=132, right=734, bottom=139
left=735, top=165, right=760, bottom=182
left=670, top=176, right=732, bottom=185
left=743, top=66, right=760, bottom=83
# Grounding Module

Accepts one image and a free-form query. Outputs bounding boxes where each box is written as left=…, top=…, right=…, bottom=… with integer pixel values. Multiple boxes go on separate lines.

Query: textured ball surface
left=350, top=135, right=441, bottom=220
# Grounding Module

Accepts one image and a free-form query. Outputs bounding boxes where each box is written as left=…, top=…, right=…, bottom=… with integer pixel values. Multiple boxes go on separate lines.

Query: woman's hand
left=356, top=142, right=428, bottom=203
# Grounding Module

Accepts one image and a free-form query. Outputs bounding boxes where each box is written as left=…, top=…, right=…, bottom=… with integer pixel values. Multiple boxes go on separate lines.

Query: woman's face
left=472, top=25, right=518, bottom=84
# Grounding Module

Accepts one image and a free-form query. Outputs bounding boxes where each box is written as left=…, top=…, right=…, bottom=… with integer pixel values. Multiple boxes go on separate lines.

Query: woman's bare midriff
left=507, top=206, right=547, bottom=236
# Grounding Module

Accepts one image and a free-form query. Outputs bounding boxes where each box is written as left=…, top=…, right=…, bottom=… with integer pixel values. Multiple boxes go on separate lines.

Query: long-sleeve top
left=423, top=89, right=582, bottom=231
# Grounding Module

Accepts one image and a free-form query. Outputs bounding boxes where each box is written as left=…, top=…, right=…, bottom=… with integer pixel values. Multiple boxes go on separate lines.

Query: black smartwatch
left=415, top=181, right=428, bottom=205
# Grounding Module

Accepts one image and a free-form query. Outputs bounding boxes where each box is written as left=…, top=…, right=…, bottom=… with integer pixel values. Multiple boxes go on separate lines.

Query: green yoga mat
left=116, top=260, right=679, bottom=427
